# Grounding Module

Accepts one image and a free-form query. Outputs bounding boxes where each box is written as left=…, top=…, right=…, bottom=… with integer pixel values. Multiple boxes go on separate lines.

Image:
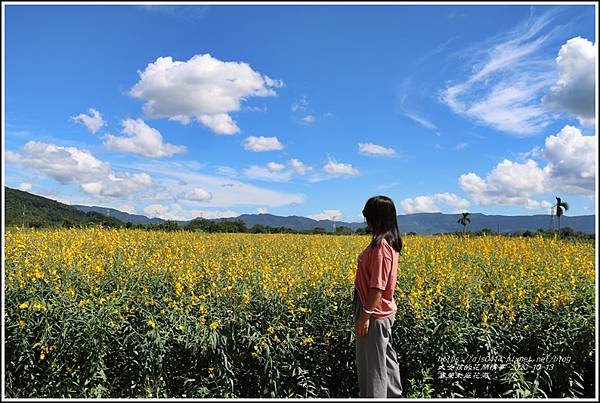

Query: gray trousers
left=353, top=288, right=403, bottom=398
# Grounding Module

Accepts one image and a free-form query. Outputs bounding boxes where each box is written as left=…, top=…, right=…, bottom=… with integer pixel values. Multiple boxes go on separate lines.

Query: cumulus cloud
left=198, top=113, right=240, bottom=135
left=323, top=157, right=359, bottom=176
left=401, top=193, right=471, bottom=214
left=190, top=209, right=238, bottom=220
left=143, top=203, right=186, bottom=221
left=178, top=187, right=213, bottom=202
left=80, top=172, right=152, bottom=198
left=103, top=118, right=187, bottom=157
left=307, top=209, right=343, bottom=221
left=440, top=10, right=562, bottom=135
left=358, top=143, right=396, bottom=157
left=543, top=36, right=596, bottom=127
left=257, top=207, right=268, bottom=214
left=128, top=54, right=283, bottom=134
left=242, top=136, right=284, bottom=152
left=6, top=141, right=153, bottom=198
left=266, top=162, right=285, bottom=172
left=542, top=125, right=596, bottom=195
left=18, top=182, right=32, bottom=192
left=458, top=125, right=596, bottom=208
left=6, top=141, right=111, bottom=184
left=118, top=204, right=136, bottom=214
left=143, top=203, right=238, bottom=221
left=288, top=158, right=311, bottom=175
left=71, top=108, right=105, bottom=134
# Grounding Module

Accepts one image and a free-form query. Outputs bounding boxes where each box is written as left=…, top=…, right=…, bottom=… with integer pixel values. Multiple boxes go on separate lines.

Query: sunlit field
left=4, top=228, right=595, bottom=398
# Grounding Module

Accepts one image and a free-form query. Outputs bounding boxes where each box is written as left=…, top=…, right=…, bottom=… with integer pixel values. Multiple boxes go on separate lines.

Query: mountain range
left=4, top=187, right=595, bottom=234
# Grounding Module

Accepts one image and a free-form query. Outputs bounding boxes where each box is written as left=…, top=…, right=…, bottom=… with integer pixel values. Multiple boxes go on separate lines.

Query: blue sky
left=3, top=3, right=597, bottom=222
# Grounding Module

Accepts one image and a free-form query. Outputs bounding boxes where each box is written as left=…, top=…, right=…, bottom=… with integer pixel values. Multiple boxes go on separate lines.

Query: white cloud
left=243, top=165, right=293, bottom=182
left=143, top=203, right=185, bottom=221
left=358, top=143, right=396, bottom=157
left=458, top=125, right=596, bottom=208
left=81, top=172, right=152, bottom=198
left=401, top=193, right=470, bottom=214
left=459, top=160, right=546, bottom=207
left=7, top=141, right=111, bottom=184
left=291, top=96, right=308, bottom=112
left=198, top=113, right=240, bottom=135
left=190, top=209, right=238, bottom=220
left=18, top=182, right=32, bottom=192
left=516, top=145, right=544, bottom=161
left=242, top=136, right=284, bottom=152
left=215, top=165, right=239, bottom=178
left=323, top=157, right=359, bottom=176
left=440, top=10, right=562, bottom=135
left=143, top=203, right=238, bottom=221
left=71, top=108, right=105, bottom=134
left=307, top=209, right=343, bottom=221
left=302, top=115, right=316, bottom=124
left=401, top=108, right=438, bottom=130
left=288, top=158, right=310, bottom=175
left=129, top=54, right=283, bottom=134
left=103, top=118, right=187, bottom=157
left=257, top=207, right=268, bottom=214
left=542, top=125, right=596, bottom=195
left=118, top=204, right=136, bottom=214
left=543, top=37, right=596, bottom=127
left=178, top=187, right=213, bottom=202
left=7, top=141, right=153, bottom=198
left=455, top=142, right=469, bottom=150
left=124, top=160, right=305, bottom=208
left=266, top=162, right=285, bottom=172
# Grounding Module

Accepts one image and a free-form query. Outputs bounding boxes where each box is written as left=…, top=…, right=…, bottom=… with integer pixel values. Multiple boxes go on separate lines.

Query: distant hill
left=4, top=187, right=596, bottom=234
left=72, top=205, right=166, bottom=225
left=4, top=187, right=124, bottom=227
left=216, top=212, right=595, bottom=234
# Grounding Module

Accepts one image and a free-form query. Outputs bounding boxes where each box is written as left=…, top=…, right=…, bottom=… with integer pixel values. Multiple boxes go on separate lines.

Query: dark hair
left=362, top=195, right=402, bottom=253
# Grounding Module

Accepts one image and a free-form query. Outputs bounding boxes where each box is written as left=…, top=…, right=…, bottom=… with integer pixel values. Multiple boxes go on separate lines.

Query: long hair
left=362, top=195, right=402, bottom=253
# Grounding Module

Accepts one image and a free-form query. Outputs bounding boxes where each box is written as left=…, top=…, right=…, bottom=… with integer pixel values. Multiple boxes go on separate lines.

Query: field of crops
left=4, top=228, right=596, bottom=398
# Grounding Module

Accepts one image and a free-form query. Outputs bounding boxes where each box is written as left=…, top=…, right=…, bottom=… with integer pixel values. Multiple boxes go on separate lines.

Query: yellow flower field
left=4, top=228, right=596, bottom=398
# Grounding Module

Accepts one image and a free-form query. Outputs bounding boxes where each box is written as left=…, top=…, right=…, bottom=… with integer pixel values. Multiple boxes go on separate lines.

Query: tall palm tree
left=554, top=197, right=569, bottom=232
left=457, top=212, right=471, bottom=234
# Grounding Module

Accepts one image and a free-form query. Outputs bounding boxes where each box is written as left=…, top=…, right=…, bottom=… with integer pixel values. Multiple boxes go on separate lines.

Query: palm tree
left=554, top=197, right=569, bottom=232
left=457, top=212, right=471, bottom=234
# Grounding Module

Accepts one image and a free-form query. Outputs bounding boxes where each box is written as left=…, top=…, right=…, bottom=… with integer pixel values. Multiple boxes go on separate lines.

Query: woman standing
left=353, top=195, right=403, bottom=398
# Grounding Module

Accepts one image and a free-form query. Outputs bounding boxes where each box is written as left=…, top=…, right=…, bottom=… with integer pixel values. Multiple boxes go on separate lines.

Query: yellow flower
left=18, top=302, right=29, bottom=310
left=210, top=321, right=220, bottom=331
left=303, top=336, right=314, bottom=345
left=147, top=319, right=157, bottom=328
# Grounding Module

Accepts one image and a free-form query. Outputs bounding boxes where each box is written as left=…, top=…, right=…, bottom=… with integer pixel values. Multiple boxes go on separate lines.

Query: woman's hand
left=355, top=312, right=370, bottom=337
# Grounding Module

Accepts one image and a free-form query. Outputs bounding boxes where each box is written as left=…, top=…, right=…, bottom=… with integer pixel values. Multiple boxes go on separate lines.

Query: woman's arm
left=355, top=287, right=384, bottom=336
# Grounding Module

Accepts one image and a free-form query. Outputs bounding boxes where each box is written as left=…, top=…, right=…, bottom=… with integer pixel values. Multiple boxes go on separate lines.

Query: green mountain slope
left=4, top=187, right=123, bottom=227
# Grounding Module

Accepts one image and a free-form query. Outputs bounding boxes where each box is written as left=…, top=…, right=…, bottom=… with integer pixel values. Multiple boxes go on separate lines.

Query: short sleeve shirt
left=354, top=237, right=398, bottom=318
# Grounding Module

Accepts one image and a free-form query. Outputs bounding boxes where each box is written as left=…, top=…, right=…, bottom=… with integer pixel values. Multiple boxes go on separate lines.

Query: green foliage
left=4, top=187, right=124, bottom=228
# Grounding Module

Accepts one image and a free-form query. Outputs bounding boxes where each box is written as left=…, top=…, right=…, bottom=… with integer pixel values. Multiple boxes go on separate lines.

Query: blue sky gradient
left=4, top=4, right=597, bottom=222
